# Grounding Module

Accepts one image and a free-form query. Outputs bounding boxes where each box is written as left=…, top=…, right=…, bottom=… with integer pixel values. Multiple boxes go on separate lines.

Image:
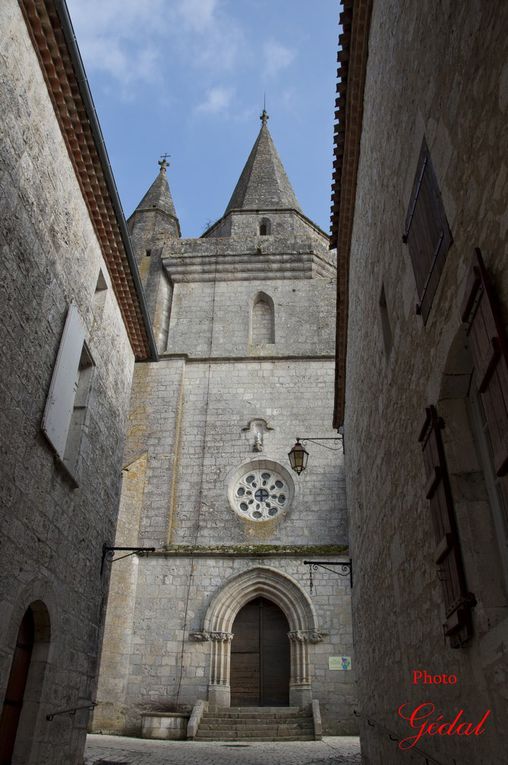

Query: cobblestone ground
left=85, top=734, right=361, bottom=765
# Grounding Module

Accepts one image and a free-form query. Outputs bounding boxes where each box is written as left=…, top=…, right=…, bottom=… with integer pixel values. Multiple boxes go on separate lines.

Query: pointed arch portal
left=202, top=567, right=322, bottom=708
left=230, top=597, right=290, bottom=706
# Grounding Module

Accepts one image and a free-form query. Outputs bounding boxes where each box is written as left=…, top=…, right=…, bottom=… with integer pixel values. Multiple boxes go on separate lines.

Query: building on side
left=93, top=111, right=356, bottom=739
left=0, top=1, right=156, bottom=763
left=331, top=1, right=508, bottom=763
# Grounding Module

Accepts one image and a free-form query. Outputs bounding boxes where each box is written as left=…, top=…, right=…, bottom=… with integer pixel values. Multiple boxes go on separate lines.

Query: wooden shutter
left=403, top=139, right=453, bottom=323
left=461, top=249, right=508, bottom=491
left=419, top=406, right=476, bottom=646
left=42, top=302, right=85, bottom=459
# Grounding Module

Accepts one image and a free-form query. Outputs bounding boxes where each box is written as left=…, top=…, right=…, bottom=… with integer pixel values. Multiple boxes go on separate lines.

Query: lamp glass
left=288, top=441, right=309, bottom=475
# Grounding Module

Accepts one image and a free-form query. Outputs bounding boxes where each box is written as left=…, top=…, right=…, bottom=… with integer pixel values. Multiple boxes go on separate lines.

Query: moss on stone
left=160, top=543, right=348, bottom=556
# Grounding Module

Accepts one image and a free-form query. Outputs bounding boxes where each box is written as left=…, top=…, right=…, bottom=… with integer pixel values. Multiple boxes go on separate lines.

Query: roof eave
left=330, top=0, right=373, bottom=428
left=20, top=0, right=158, bottom=362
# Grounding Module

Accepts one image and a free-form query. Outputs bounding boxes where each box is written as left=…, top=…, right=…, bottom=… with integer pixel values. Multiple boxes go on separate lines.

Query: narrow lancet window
left=259, top=218, right=271, bottom=236
left=251, top=293, right=275, bottom=344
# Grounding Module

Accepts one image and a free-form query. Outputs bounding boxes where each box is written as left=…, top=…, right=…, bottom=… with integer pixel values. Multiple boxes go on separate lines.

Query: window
left=42, top=303, right=94, bottom=485
left=93, top=269, right=108, bottom=324
left=228, top=460, right=295, bottom=522
left=419, top=405, right=476, bottom=647
left=403, top=138, right=453, bottom=323
left=251, top=293, right=275, bottom=344
left=462, top=248, right=508, bottom=586
left=379, top=283, right=393, bottom=357
left=470, top=385, right=508, bottom=592
left=259, top=218, right=271, bottom=236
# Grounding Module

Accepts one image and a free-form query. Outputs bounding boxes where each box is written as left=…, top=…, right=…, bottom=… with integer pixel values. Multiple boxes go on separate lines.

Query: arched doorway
left=0, top=600, right=51, bottom=765
left=0, top=607, right=35, bottom=764
left=201, top=566, right=323, bottom=708
left=230, top=597, right=289, bottom=706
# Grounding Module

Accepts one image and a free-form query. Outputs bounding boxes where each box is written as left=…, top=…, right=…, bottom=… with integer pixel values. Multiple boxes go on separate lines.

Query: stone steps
left=195, top=706, right=316, bottom=741
left=199, top=723, right=314, bottom=732
left=196, top=733, right=315, bottom=741
left=203, top=708, right=309, bottom=718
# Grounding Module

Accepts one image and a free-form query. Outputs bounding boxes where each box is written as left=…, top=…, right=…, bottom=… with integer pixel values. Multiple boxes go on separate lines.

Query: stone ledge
left=155, top=544, right=349, bottom=558
left=141, top=712, right=189, bottom=741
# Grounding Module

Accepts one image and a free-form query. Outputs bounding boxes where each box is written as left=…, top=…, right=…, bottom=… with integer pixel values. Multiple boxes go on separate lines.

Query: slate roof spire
left=224, top=112, right=301, bottom=214
left=128, top=157, right=181, bottom=259
left=134, top=156, right=179, bottom=225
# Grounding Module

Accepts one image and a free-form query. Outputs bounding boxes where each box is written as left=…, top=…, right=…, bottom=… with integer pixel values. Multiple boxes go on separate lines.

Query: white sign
left=329, top=656, right=352, bottom=671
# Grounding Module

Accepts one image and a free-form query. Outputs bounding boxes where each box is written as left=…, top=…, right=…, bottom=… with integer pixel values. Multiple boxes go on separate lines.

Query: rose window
left=232, top=467, right=290, bottom=521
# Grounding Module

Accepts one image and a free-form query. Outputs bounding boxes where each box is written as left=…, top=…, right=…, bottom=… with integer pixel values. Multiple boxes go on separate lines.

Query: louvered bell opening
left=288, top=440, right=309, bottom=475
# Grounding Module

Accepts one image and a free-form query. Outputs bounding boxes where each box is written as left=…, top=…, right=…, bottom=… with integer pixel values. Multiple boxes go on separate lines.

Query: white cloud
left=263, top=40, right=296, bottom=77
left=176, top=0, right=218, bottom=32
left=196, top=86, right=234, bottom=115
left=67, top=0, right=165, bottom=94
left=67, top=0, right=246, bottom=96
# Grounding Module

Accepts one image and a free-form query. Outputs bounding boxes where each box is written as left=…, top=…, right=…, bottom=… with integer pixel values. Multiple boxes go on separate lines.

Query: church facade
left=93, top=114, right=355, bottom=737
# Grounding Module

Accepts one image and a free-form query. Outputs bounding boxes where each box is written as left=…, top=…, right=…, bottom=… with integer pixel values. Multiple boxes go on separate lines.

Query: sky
left=66, top=0, right=339, bottom=238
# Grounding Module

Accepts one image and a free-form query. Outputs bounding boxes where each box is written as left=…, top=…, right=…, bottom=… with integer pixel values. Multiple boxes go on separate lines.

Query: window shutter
left=403, top=139, right=453, bottom=323
left=419, top=406, right=476, bottom=646
left=461, top=248, right=508, bottom=481
left=42, top=303, right=86, bottom=460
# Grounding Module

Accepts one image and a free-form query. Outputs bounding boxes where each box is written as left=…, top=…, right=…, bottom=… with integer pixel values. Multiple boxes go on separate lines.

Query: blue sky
left=66, top=0, right=339, bottom=237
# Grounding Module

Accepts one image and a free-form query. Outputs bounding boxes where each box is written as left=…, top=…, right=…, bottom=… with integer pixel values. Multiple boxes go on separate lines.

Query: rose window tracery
left=232, top=466, right=290, bottom=521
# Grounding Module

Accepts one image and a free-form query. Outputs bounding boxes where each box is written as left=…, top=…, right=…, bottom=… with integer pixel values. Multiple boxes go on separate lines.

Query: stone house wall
left=0, top=1, right=136, bottom=762
left=344, top=2, right=508, bottom=763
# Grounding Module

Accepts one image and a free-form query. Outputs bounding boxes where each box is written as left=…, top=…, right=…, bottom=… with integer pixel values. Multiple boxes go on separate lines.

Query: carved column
left=208, top=631, right=233, bottom=709
left=288, top=630, right=318, bottom=707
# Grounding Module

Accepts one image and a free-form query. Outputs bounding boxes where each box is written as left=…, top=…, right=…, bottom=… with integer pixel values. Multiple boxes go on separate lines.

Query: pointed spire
left=134, top=156, right=179, bottom=221
left=224, top=114, right=301, bottom=214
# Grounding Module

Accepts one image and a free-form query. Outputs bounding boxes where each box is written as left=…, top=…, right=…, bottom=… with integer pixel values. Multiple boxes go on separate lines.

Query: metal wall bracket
left=303, top=559, right=353, bottom=592
left=46, top=701, right=96, bottom=721
left=101, top=545, right=156, bottom=574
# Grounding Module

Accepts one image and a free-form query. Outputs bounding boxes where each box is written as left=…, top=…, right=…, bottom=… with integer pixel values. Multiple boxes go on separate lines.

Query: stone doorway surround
left=190, top=566, right=326, bottom=709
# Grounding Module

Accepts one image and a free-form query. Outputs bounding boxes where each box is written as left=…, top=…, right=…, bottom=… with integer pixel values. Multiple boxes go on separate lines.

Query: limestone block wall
left=109, top=356, right=345, bottom=552
left=96, top=556, right=355, bottom=737
left=344, top=2, right=508, bottom=763
left=207, top=209, right=330, bottom=247
left=169, top=358, right=345, bottom=547
left=166, top=278, right=336, bottom=358
left=94, top=260, right=354, bottom=735
left=0, top=1, right=135, bottom=763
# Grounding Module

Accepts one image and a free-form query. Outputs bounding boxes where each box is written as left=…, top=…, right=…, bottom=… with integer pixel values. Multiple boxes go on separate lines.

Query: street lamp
left=288, top=439, right=309, bottom=475
left=288, top=433, right=343, bottom=475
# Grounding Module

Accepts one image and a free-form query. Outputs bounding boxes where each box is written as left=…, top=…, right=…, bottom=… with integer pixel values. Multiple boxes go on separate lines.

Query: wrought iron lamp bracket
left=46, top=701, right=96, bottom=722
left=303, top=559, right=353, bottom=592
left=296, top=435, right=343, bottom=452
left=101, top=545, right=156, bottom=574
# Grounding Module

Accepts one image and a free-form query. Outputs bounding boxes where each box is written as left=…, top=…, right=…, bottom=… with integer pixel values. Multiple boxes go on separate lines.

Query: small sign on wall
left=329, top=656, right=352, bottom=671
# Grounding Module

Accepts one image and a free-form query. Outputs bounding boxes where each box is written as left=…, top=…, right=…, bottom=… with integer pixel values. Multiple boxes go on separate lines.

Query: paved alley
left=85, top=734, right=362, bottom=765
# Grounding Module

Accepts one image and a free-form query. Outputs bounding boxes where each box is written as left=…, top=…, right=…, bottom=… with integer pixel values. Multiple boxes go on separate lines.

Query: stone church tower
left=93, top=113, right=355, bottom=737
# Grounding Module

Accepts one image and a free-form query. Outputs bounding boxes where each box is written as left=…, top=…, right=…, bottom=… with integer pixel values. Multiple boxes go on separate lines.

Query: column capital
left=209, top=631, right=234, bottom=642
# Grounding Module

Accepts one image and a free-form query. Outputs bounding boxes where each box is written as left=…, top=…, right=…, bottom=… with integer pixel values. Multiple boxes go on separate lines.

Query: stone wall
left=0, top=1, right=135, bottom=763
left=95, top=555, right=355, bottom=736
left=166, top=278, right=336, bottom=358
left=94, top=193, right=356, bottom=735
left=344, top=2, right=508, bottom=763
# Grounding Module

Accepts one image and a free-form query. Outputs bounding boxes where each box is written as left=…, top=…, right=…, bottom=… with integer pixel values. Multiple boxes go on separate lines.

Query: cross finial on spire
left=158, top=153, right=171, bottom=172
left=260, top=93, right=269, bottom=125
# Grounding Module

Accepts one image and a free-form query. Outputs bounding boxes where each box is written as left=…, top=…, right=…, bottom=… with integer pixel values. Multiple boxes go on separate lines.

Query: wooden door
left=0, top=608, right=35, bottom=765
left=230, top=598, right=290, bottom=706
